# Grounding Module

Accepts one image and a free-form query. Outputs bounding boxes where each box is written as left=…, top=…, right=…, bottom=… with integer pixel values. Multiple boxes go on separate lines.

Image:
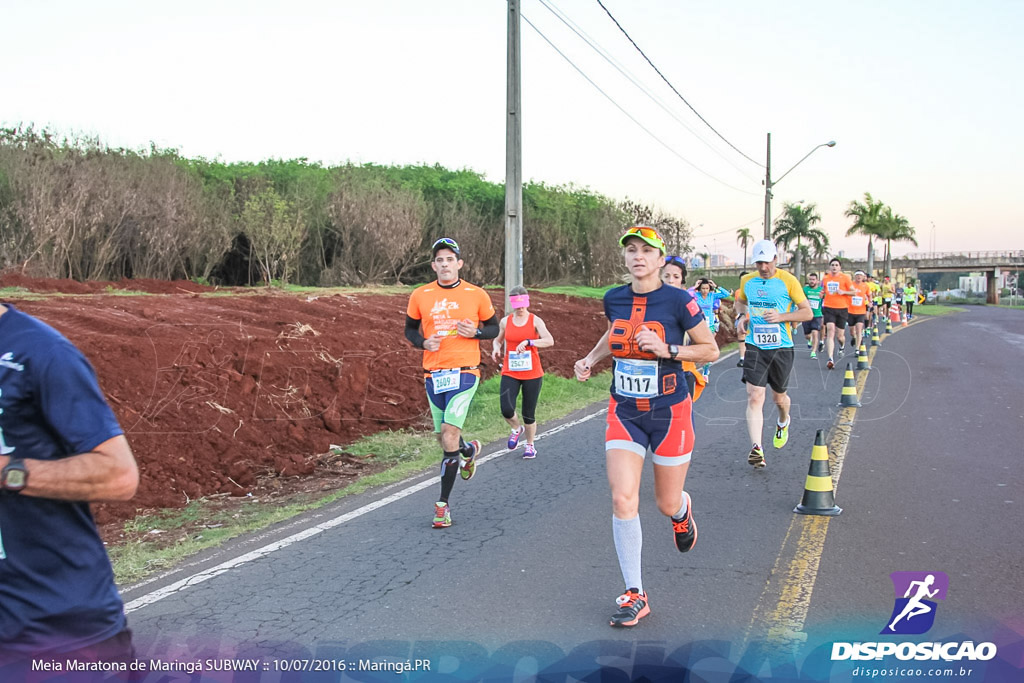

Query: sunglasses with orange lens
left=623, top=226, right=663, bottom=241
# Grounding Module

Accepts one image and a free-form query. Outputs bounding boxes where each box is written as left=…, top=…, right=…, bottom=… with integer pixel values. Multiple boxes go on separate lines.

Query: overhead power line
left=538, top=0, right=759, bottom=184
left=595, top=0, right=763, bottom=168
left=521, top=12, right=760, bottom=197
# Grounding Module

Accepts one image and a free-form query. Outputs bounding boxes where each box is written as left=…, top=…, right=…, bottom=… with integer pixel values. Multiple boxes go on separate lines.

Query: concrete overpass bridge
left=704, top=251, right=1024, bottom=304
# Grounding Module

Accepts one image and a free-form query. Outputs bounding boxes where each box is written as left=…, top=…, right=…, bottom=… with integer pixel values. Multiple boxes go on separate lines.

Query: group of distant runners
left=799, top=260, right=919, bottom=368
left=404, top=229, right=919, bottom=629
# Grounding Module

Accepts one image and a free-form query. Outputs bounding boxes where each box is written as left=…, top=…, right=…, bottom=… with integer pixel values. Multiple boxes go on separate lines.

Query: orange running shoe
left=609, top=588, right=651, bottom=627
left=672, top=492, right=697, bottom=552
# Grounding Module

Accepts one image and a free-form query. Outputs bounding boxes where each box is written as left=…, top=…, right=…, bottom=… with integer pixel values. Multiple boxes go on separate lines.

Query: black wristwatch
left=668, top=344, right=679, bottom=360
left=1, top=458, right=28, bottom=493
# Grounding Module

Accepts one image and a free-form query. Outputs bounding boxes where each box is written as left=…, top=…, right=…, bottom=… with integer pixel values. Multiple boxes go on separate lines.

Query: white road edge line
left=124, top=407, right=607, bottom=613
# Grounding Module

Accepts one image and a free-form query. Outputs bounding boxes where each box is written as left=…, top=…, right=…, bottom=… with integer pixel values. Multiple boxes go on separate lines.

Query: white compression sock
left=672, top=491, right=688, bottom=521
left=612, top=514, right=643, bottom=593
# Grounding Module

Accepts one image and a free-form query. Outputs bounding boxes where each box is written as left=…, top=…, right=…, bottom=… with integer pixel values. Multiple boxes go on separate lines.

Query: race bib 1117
left=613, top=358, right=659, bottom=398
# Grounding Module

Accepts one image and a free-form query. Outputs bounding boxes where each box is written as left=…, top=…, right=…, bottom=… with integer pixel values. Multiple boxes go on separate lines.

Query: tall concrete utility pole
left=505, top=0, right=523, bottom=308
left=763, top=132, right=772, bottom=240
left=763, top=134, right=836, bottom=242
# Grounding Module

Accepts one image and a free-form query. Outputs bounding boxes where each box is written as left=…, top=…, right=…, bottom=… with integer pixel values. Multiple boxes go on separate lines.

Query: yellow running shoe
left=460, top=440, right=481, bottom=480
left=773, top=422, right=790, bottom=449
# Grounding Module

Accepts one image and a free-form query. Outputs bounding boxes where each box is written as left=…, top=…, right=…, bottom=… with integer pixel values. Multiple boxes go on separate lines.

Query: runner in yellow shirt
left=904, top=280, right=918, bottom=321
left=881, top=276, right=895, bottom=319
left=867, top=275, right=882, bottom=326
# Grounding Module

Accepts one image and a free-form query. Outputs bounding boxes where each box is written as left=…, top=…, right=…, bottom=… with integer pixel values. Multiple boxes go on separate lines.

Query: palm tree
left=771, top=202, right=829, bottom=282
left=844, top=192, right=885, bottom=275
left=792, top=241, right=830, bottom=279
left=792, top=244, right=812, bottom=277
left=876, top=208, right=918, bottom=277
left=736, top=227, right=753, bottom=267
left=698, top=251, right=711, bottom=277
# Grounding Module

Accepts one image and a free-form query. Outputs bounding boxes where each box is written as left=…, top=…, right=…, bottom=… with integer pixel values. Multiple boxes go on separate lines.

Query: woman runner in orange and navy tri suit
left=575, top=226, right=719, bottom=628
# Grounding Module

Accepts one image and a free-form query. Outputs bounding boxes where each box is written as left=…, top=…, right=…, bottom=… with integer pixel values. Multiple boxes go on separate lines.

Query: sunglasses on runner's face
left=431, top=238, right=460, bottom=257
left=623, top=227, right=662, bottom=241
left=664, top=255, right=685, bottom=268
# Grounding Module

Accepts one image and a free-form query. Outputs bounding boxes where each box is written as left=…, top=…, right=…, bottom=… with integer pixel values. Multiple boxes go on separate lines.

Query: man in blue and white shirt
left=734, top=240, right=813, bottom=469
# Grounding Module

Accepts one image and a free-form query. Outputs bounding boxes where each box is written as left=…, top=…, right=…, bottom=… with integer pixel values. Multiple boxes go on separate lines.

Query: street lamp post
left=762, top=134, right=836, bottom=239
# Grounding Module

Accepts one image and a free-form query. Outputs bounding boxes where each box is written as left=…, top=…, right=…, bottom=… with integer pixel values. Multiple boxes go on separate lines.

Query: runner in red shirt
left=491, top=286, right=554, bottom=459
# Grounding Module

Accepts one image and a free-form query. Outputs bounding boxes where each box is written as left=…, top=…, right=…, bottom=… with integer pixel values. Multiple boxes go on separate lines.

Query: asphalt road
left=120, top=307, right=1023, bottom=681
left=805, top=307, right=1024, bottom=649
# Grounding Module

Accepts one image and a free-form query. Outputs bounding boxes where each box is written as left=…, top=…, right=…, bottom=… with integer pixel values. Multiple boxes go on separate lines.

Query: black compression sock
left=439, top=453, right=459, bottom=502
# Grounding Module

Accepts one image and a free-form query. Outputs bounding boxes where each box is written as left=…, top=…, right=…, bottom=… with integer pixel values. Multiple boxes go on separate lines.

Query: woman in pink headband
left=490, top=286, right=555, bottom=459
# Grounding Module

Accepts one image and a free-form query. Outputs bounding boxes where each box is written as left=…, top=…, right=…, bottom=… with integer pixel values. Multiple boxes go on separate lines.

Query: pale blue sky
left=3, top=0, right=1021, bottom=264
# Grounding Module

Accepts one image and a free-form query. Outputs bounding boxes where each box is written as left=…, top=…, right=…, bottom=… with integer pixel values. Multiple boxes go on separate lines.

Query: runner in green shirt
left=904, top=280, right=918, bottom=321
left=802, top=272, right=825, bottom=358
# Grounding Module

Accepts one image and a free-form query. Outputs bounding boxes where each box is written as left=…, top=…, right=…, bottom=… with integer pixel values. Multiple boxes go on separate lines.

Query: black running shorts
left=741, top=346, right=795, bottom=394
left=801, top=318, right=822, bottom=334
left=848, top=313, right=866, bottom=326
left=822, top=306, right=848, bottom=329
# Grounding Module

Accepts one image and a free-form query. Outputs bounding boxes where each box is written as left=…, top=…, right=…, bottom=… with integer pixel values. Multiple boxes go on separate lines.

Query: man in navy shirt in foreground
left=0, top=303, right=140, bottom=671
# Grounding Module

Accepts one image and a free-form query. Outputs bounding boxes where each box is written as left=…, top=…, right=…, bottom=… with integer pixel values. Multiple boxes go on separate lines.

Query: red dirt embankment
left=3, top=276, right=610, bottom=525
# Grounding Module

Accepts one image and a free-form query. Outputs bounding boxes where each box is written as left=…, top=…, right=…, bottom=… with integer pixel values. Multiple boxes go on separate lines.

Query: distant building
left=959, top=271, right=1011, bottom=292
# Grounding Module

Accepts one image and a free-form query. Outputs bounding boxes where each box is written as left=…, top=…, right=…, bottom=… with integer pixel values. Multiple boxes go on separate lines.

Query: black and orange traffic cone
left=856, top=342, right=871, bottom=371
left=794, top=429, right=842, bottom=516
left=838, top=363, right=861, bottom=407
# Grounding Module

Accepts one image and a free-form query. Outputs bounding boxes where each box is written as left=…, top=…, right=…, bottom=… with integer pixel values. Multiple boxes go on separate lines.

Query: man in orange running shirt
left=847, top=270, right=872, bottom=350
left=821, top=258, right=857, bottom=370
left=405, top=238, right=500, bottom=528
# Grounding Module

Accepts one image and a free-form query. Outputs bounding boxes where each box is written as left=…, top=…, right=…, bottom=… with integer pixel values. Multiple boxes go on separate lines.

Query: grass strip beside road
left=538, top=285, right=614, bottom=299
left=912, top=304, right=966, bottom=316
left=0, top=286, right=46, bottom=300
left=110, top=371, right=611, bottom=585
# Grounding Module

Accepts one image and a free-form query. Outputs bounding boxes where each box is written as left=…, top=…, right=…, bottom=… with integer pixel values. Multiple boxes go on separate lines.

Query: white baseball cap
left=750, top=239, right=778, bottom=263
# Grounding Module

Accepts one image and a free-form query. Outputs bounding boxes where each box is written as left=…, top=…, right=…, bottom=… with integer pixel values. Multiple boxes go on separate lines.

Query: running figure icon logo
left=881, top=571, right=949, bottom=635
